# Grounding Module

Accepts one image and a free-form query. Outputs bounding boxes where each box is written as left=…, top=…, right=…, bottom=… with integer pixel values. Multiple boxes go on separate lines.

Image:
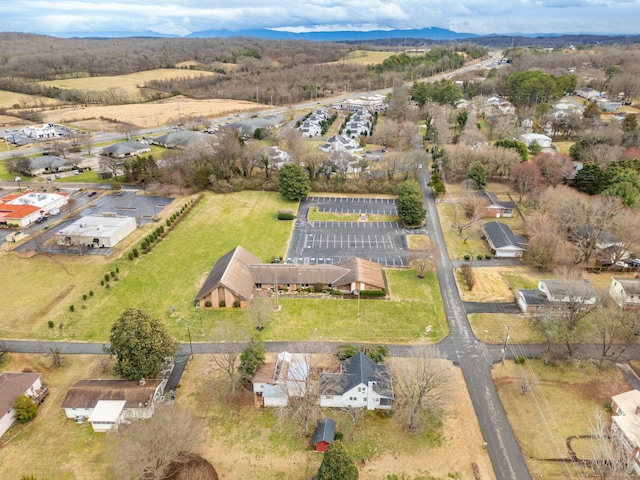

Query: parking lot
left=286, top=196, right=420, bottom=267
left=13, top=190, right=174, bottom=255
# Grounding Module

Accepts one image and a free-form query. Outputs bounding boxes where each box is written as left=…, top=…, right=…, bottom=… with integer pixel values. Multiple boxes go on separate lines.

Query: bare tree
left=0, top=341, right=7, bottom=365
left=594, top=301, right=640, bottom=364
left=588, top=408, right=635, bottom=480
left=461, top=262, right=476, bottom=291
left=110, top=404, right=207, bottom=480
left=212, top=351, right=242, bottom=399
left=451, top=195, right=486, bottom=243
left=48, top=347, right=63, bottom=368
left=341, top=406, right=365, bottom=441
left=390, top=348, right=449, bottom=432
left=246, top=296, right=274, bottom=331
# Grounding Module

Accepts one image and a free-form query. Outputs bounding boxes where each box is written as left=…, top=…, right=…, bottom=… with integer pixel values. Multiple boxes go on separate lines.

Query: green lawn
left=435, top=202, right=489, bottom=260
left=0, top=190, right=446, bottom=344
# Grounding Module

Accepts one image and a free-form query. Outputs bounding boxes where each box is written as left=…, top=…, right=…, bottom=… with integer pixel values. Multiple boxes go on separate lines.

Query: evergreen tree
left=467, top=161, right=487, bottom=189
left=278, top=163, right=310, bottom=201
left=317, top=442, right=359, bottom=480
left=238, top=336, right=265, bottom=384
left=14, top=395, right=37, bottom=424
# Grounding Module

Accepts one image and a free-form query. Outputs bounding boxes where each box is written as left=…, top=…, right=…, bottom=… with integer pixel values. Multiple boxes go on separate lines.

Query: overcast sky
left=3, top=0, right=640, bottom=36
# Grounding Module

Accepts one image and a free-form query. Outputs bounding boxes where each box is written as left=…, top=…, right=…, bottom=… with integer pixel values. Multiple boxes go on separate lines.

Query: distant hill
left=46, top=30, right=179, bottom=39
left=186, top=27, right=477, bottom=41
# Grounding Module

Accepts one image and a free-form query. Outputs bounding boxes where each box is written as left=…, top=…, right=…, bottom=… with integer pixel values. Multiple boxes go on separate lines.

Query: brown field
left=493, top=360, right=631, bottom=479
left=0, top=90, right=61, bottom=111
left=456, top=266, right=540, bottom=303
left=324, top=50, right=396, bottom=66
left=39, top=96, right=263, bottom=130
left=38, top=69, right=219, bottom=97
left=0, top=353, right=495, bottom=480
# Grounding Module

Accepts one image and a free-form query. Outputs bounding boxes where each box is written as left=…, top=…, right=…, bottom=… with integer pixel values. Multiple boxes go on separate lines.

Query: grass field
left=553, top=141, right=574, bottom=155
left=0, top=190, right=446, bottom=343
left=493, top=360, right=630, bottom=479
left=324, top=50, right=396, bottom=66
left=38, top=95, right=261, bottom=130
left=37, top=69, right=219, bottom=98
left=0, top=353, right=495, bottom=480
left=0, top=90, right=60, bottom=110
left=435, top=202, right=489, bottom=260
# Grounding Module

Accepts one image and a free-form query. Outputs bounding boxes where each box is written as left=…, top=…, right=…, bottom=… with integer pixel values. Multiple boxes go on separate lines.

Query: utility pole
left=196, top=303, right=204, bottom=336
left=501, top=325, right=511, bottom=364
left=185, top=319, right=193, bottom=359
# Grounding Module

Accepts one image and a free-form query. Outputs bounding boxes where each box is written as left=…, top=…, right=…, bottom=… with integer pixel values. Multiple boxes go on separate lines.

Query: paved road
left=418, top=167, right=534, bottom=480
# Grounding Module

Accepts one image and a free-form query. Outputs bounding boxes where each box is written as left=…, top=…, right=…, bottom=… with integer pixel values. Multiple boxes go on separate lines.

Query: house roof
left=516, top=289, right=552, bottom=307
left=321, top=352, right=392, bottom=397
left=613, top=277, right=640, bottom=296
left=103, top=140, right=149, bottom=156
left=483, top=222, right=527, bottom=250
left=472, top=190, right=515, bottom=210
left=576, top=226, right=622, bottom=246
left=196, top=246, right=263, bottom=302
left=539, top=279, right=597, bottom=299
left=333, top=257, right=385, bottom=290
left=152, top=130, right=208, bottom=148
left=87, top=400, right=126, bottom=423
left=0, top=373, right=41, bottom=415
left=313, top=418, right=336, bottom=445
left=612, top=389, right=640, bottom=448
left=61, top=379, right=162, bottom=409
left=27, top=155, right=73, bottom=171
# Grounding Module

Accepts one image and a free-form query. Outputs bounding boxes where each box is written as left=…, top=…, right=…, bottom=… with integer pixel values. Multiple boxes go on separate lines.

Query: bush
left=219, top=300, right=226, bottom=307
left=277, top=212, right=295, bottom=220
left=13, top=395, right=37, bottom=423
left=110, top=271, right=116, bottom=278
left=477, top=254, right=483, bottom=260
left=313, top=282, right=324, bottom=293
left=166, top=219, right=171, bottom=226
left=69, top=305, right=75, bottom=313
left=89, top=290, right=94, bottom=296
left=48, top=320, right=54, bottom=329
left=104, top=274, right=110, bottom=282
left=82, top=294, right=87, bottom=301
left=514, top=355, right=526, bottom=364
left=133, top=248, right=139, bottom=258
left=485, top=254, right=492, bottom=259
left=463, top=254, right=471, bottom=260
left=233, top=300, right=241, bottom=308
left=100, top=280, right=104, bottom=286
left=335, top=344, right=360, bottom=361
left=359, top=289, right=386, bottom=297
left=128, top=252, right=134, bottom=261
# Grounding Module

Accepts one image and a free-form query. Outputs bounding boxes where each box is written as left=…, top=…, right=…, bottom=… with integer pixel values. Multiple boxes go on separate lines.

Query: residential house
left=313, top=418, right=336, bottom=452
left=0, top=191, right=69, bottom=227
left=576, top=87, right=601, bottom=101
left=472, top=190, right=515, bottom=218
left=227, top=115, right=285, bottom=137
left=196, top=246, right=385, bottom=308
left=575, top=226, right=628, bottom=261
left=0, top=373, right=43, bottom=438
left=151, top=131, right=209, bottom=149
left=515, top=279, right=598, bottom=313
left=252, top=352, right=310, bottom=407
left=102, top=140, right=151, bottom=159
left=300, top=119, right=323, bottom=137
left=482, top=221, right=527, bottom=258
left=259, top=146, right=292, bottom=171
left=20, top=155, right=74, bottom=176
left=55, top=214, right=137, bottom=249
left=609, top=277, right=640, bottom=310
left=520, top=133, right=552, bottom=148
left=319, top=135, right=361, bottom=153
left=319, top=352, right=393, bottom=411
left=610, top=389, right=640, bottom=474
left=61, top=379, right=163, bottom=432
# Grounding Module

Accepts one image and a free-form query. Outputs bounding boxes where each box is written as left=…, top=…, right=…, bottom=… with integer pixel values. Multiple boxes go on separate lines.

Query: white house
left=515, top=279, right=598, bottom=313
left=252, top=352, right=310, bottom=407
left=55, top=214, right=137, bottom=249
left=320, top=352, right=393, bottom=411
left=611, top=389, right=640, bottom=475
left=62, top=379, right=163, bottom=432
left=609, top=277, right=640, bottom=310
left=0, top=373, right=43, bottom=438
left=300, top=120, right=323, bottom=137
left=483, top=221, right=527, bottom=258
left=319, top=135, right=361, bottom=153
left=520, top=133, right=552, bottom=148
left=19, top=124, right=56, bottom=139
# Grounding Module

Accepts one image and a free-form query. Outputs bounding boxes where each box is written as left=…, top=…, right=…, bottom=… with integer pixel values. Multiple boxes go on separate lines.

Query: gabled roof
left=321, top=352, right=392, bottom=397
left=472, top=190, right=514, bottom=210
left=483, top=222, right=527, bottom=250
left=333, top=257, right=385, bottom=290
left=196, top=246, right=263, bottom=302
left=152, top=130, right=208, bottom=148
left=0, top=373, right=41, bottom=416
left=313, top=418, right=336, bottom=445
left=539, top=279, right=597, bottom=299
left=103, top=140, right=149, bottom=156
left=61, top=379, right=162, bottom=409
left=612, top=277, right=640, bottom=295
left=27, top=155, right=73, bottom=171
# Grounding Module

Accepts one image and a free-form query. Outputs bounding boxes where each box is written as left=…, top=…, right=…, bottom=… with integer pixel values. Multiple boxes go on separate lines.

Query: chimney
left=139, top=378, right=145, bottom=386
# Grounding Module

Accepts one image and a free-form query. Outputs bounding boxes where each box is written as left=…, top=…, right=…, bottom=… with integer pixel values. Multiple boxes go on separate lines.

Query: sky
left=2, top=0, right=640, bottom=37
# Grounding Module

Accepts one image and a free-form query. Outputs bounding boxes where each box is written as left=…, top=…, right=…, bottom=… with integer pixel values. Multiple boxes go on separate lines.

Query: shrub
left=13, top=395, right=37, bottom=423
left=477, top=254, right=483, bottom=260
left=219, top=300, right=226, bottom=307
left=514, top=355, right=526, bottom=365
left=359, top=289, right=386, bottom=297
left=166, top=219, right=171, bottom=226
left=128, top=252, right=134, bottom=261
left=69, top=305, right=75, bottom=313
left=133, top=248, right=139, bottom=258
left=104, top=274, right=110, bottom=282
left=110, top=271, right=116, bottom=278
left=277, top=212, right=295, bottom=220
left=204, top=301, right=212, bottom=308
left=89, top=290, right=94, bottom=296
left=313, top=282, right=324, bottom=293
left=485, top=254, right=492, bottom=259
left=100, top=280, right=104, bottom=286
left=335, top=344, right=360, bottom=361
left=48, top=320, right=54, bottom=329
left=233, top=300, right=241, bottom=308
left=461, top=262, right=476, bottom=290
left=463, top=254, right=471, bottom=260
left=82, top=294, right=87, bottom=301
left=116, top=267, right=119, bottom=273
left=105, top=283, right=110, bottom=289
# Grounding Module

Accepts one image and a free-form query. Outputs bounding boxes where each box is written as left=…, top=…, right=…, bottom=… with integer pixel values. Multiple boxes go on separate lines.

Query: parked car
left=87, top=191, right=97, bottom=197
left=35, top=216, right=47, bottom=224
left=615, top=261, right=628, bottom=268
left=54, top=174, right=61, bottom=179
left=630, top=259, right=640, bottom=267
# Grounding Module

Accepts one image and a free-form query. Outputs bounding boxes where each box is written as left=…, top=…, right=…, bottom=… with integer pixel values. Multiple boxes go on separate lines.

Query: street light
left=14, top=176, right=21, bottom=191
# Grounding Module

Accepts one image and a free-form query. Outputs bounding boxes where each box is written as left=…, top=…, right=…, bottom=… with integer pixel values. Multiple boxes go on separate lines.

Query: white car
left=615, top=261, right=628, bottom=268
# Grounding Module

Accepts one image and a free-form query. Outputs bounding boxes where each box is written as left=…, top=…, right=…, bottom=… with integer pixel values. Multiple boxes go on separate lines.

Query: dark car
left=87, top=191, right=97, bottom=197
left=35, top=216, right=47, bottom=223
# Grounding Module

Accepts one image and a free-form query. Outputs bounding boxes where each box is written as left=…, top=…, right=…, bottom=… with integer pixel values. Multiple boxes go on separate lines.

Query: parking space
left=286, top=196, right=421, bottom=267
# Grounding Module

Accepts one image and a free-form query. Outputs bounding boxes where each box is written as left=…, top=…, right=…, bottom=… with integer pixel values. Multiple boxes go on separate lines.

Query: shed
left=87, top=400, right=126, bottom=432
left=313, top=418, right=336, bottom=452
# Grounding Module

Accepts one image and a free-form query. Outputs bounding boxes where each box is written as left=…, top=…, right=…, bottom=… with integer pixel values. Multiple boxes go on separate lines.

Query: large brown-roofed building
left=195, top=246, right=386, bottom=308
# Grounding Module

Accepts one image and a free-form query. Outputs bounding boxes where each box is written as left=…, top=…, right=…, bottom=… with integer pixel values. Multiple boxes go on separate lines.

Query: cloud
left=2, top=0, right=640, bottom=36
